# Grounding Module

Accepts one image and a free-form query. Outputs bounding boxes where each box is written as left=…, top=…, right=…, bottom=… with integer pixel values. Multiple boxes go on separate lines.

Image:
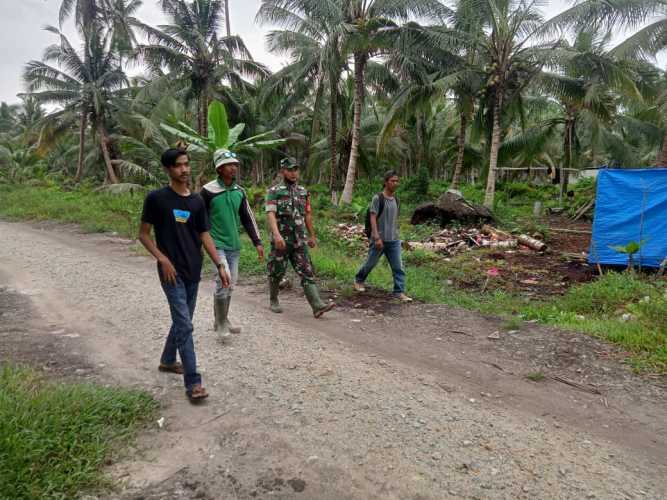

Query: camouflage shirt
left=265, top=182, right=312, bottom=246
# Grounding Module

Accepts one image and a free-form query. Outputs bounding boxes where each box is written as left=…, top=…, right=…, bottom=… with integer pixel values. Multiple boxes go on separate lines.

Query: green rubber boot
left=223, top=296, right=242, bottom=334
left=304, top=283, right=335, bottom=318
left=214, top=294, right=231, bottom=338
left=269, top=279, right=283, bottom=313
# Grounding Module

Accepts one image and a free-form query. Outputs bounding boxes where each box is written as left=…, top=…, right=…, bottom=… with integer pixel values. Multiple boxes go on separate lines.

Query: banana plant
left=609, top=240, right=646, bottom=272
left=160, top=99, right=285, bottom=185
left=161, top=100, right=284, bottom=155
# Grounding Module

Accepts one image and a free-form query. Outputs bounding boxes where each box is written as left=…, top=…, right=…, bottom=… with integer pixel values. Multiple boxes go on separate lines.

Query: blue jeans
left=215, top=248, right=240, bottom=298
left=160, top=277, right=201, bottom=390
left=355, top=240, right=406, bottom=294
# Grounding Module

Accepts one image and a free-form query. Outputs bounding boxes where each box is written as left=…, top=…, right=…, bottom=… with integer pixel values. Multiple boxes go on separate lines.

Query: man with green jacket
left=201, top=149, right=264, bottom=337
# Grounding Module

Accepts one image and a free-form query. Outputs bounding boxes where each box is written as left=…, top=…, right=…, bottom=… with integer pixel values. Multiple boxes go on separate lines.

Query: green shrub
left=398, top=168, right=431, bottom=204
left=503, top=181, right=534, bottom=198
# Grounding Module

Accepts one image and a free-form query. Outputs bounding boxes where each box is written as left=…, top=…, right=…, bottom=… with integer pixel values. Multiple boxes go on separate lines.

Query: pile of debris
left=333, top=221, right=547, bottom=256
left=334, top=223, right=366, bottom=243
left=404, top=225, right=546, bottom=256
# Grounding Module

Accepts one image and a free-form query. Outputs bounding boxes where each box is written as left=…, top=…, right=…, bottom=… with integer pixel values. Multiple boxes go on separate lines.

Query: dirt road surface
left=0, top=220, right=665, bottom=500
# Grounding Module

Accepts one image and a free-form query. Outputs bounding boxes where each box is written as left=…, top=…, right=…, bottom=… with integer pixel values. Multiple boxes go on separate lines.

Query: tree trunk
left=415, top=110, right=424, bottom=173
left=656, top=132, right=667, bottom=167
left=224, top=0, right=231, bottom=36
left=307, top=72, right=325, bottom=179
left=560, top=117, right=574, bottom=205
left=74, top=112, right=87, bottom=182
left=484, top=92, right=502, bottom=208
left=197, top=92, right=208, bottom=137
left=340, top=53, right=365, bottom=205
left=98, top=122, right=119, bottom=184
left=328, top=74, right=338, bottom=196
left=450, top=111, right=468, bottom=191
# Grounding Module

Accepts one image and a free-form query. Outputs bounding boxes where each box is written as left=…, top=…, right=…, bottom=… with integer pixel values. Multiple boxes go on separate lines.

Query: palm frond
left=611, top=18, right=667, bottom=60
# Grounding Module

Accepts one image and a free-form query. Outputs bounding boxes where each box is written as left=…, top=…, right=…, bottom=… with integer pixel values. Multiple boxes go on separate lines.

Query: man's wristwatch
left=216, top=262, right=224, bottom=270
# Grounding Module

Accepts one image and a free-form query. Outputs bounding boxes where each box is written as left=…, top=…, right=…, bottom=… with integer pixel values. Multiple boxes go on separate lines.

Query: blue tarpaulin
left=589, top=168, right=667, bottom=268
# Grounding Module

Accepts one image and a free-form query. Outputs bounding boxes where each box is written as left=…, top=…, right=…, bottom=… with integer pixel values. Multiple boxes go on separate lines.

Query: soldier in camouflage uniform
left=265, top=158, right=335, bottom=318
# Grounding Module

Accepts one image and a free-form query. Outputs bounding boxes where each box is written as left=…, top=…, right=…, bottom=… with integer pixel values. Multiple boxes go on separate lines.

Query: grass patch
left=0, top=364, right=158, bottom=499
left=2, top=183, right=666, bottom=373
left=526, top=371, right=546, bottom=382
left=0, top=183, right=145, bottom=238
left=502, top=317, right=523, bottom=331
left=519, top=273, right=667, bottom=372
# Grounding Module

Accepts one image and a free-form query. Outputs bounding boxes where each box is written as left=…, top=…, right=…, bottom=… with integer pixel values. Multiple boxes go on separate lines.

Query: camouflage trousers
left=267, top=242, right=315, bottom=286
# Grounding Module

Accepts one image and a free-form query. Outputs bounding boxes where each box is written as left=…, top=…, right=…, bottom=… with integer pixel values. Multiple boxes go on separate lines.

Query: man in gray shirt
left=354, top=171, right=412, bottom=302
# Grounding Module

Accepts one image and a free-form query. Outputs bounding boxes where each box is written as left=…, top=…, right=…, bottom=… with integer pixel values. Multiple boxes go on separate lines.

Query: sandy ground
left=0, top=220, right=665, bottom=500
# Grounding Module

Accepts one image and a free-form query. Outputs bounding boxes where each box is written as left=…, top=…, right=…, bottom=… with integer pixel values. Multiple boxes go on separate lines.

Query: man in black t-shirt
left=139, top=148, right=230, bottom=402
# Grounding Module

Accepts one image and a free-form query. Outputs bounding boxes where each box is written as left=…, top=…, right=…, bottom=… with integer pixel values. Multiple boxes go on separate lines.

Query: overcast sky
left=0, top=0, right=663, bottom=104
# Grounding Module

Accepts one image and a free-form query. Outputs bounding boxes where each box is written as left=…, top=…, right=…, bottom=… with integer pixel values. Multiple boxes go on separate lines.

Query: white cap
left=214, top=149, right=240, bottom=168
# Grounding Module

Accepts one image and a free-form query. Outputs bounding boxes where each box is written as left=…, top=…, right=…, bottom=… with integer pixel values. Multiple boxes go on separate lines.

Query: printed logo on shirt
left=173, top=209, right=191, bottom=223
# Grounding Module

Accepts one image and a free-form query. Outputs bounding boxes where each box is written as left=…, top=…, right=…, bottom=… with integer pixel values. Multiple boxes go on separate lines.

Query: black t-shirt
left=141, top=186, right=210, bottom=283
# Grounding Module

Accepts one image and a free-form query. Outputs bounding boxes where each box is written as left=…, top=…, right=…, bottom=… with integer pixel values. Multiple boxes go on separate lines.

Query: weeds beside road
left=0, top=365, right=157, bottom=499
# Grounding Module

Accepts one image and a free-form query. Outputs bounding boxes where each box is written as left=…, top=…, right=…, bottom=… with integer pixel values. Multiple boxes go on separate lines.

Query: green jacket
left=201, top=179, right=262, bottom=251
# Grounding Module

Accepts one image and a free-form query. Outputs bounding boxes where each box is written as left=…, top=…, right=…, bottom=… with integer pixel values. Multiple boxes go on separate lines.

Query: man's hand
left=274, top=235, right=286, bottom=251
left=256, top=244, right=265, bottom=261
left=307, top=235, right=317, bottom=248
left=218, top=267, right=231, bottom=288
left=159, top=257, right=177, bottom=285
left=374, top=237, right=384, bottom=251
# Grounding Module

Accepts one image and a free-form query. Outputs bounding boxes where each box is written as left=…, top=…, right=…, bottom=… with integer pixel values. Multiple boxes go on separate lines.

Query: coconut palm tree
left=459, top=0, right=571, bottom=208
left=105, top=0, right=144, bottom=56
left=58, top=0, right=100, bottom=28
left=59, top=0, right=143, bottom=52
left=542, top=0, right=667, bottom=61
left=0, top=103, right=20, bottom=135
left=257, top=0, right=346, bottom=195
left=540, top=0, right=667, bottom=166
left=654, top=89, right=667, bottom=166
left=339, top=0, right=448, bottom=204
left=14, top=96, right=47, bottom=144
left=616, top=62, right=667, bottom=166
left=24, top=27, right=128, bottom=183
left=377, top=11, right=486, bottom=190
left=135, top=0, right=269, bottom=137
left=443, top=0, right=489, bottom=190
left=0, top=142, right=42, bottom=182
left=224, top=0, right=231, bottom=36
left=537, top=29, right=641, bottom=192
left=376, top=27, right=458, bottom=172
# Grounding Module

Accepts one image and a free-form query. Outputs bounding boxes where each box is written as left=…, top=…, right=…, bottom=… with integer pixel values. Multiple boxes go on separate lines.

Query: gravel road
left=0, top=220, right=665, bottom=500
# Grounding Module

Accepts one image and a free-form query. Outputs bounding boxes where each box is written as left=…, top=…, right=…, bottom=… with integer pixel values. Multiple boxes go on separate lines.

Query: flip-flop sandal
left=186, top=385, right=209, bottom=402
left=158, top=362, right=184, bottom=374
